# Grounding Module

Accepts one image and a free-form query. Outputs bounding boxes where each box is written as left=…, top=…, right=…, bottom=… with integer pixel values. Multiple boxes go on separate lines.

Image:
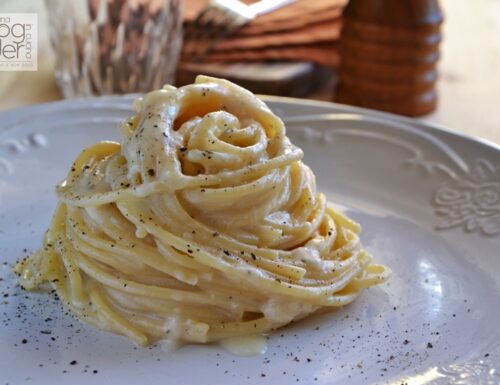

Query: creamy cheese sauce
left=220, top=335, right=268, bottom=356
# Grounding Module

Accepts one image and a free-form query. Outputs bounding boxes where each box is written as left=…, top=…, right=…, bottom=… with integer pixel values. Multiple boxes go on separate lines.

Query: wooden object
left=182, top=0, right=346, bottom=69
left=336, top=0, right=443, bottom=116
left=176, top=62, right=335, bottom=97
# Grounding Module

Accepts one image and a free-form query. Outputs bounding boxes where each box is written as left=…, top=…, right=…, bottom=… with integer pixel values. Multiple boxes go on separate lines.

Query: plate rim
left=0, top=94, right=499, bottom=154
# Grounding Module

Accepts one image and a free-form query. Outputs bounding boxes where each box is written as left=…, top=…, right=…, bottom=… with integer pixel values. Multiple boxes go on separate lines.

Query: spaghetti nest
left=16, top=76, right=390, bottom=347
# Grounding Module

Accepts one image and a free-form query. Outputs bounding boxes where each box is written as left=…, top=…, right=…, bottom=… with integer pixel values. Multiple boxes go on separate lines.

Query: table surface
left=0, top=0, right=499, bottom=146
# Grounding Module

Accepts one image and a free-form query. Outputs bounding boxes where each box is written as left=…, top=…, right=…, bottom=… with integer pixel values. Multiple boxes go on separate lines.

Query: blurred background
left=0, top=0, right=499, bottom=144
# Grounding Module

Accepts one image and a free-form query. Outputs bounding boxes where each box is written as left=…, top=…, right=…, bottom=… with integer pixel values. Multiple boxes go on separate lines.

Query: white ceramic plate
left=1, top=96, right=499, bottom=385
